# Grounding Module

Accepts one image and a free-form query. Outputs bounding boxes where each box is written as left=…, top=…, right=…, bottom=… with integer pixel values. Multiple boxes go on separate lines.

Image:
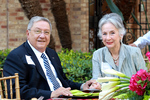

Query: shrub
left=58, top=49, right=94, bottom=83
left=0, top=49, right=11, bottom=68
left=0, top=48, right=94, bottom=83
left=0, top=49, right=11, bottom=77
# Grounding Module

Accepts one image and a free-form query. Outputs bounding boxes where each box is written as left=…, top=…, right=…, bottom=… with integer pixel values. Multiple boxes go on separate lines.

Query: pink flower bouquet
left=129, top=69, right=150, bottom=96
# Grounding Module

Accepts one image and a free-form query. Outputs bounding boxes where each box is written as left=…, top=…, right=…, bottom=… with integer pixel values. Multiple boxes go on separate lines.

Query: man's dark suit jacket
left=3, top=41, right=82, bottom=99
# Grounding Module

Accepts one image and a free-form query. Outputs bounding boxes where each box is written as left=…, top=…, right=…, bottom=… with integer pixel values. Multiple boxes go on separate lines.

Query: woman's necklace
left=113, top=55, right=119, bottom=64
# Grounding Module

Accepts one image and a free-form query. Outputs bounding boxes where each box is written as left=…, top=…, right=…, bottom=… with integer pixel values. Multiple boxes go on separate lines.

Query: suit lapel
left=103, top=43, right=126, bottom=72
left=24, top=41, right=47, bottom=80
left=105, top=44, right=126, bottom=71
left=118, top=44, right=126, bottom=71
left=105, top=48, right=116, bottom=69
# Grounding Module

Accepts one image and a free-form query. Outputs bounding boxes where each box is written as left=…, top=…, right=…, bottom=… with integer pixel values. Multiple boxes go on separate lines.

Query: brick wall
left=0, top=0, right=89, bottom=52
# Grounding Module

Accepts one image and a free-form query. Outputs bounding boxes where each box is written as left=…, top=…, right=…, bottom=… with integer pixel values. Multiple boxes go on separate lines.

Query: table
left=49, top=98, right=98, bottom=100
left=48, top=96, right=98, bottom=100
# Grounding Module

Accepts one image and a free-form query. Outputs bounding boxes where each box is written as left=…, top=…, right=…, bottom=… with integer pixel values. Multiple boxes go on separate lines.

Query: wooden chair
left=0, top=73, right=20, bottom=100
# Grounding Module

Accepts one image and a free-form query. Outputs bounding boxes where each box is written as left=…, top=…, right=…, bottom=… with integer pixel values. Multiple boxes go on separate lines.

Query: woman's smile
left=106, top=42, right=113, bottom=45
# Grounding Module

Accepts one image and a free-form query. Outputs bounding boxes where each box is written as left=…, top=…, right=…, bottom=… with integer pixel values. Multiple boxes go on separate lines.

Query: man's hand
left=51, top=87, right=73, bottom=98
left=83, top=80, right=101, bottom=90
left=129, top=43, right=137, bottom=47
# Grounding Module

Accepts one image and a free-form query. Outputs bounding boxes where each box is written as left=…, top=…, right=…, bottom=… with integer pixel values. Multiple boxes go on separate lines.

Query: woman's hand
left=89, top=82, right=101, bottom=90
left=83, top=80, right=101, bottom=90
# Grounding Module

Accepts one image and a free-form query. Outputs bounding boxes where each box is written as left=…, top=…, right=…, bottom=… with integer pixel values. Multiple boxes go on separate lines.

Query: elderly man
left=3, top=16, right=98, bottom=99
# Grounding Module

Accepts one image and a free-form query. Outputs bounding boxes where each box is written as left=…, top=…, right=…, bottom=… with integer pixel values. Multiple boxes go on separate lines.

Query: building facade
left=0, top=0, right=89, bottom=52
left=0, top=0, right=150, bottom=54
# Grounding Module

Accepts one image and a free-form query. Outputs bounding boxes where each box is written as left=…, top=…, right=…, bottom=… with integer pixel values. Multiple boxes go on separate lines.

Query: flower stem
left=119, top=79, right=130, bottom=82
left=124, top=76, right=131, bottom=79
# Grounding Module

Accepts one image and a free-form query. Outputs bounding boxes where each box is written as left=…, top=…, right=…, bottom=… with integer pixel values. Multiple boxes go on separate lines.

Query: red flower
left=136, top=69, right=147, bottom=81
left=146, top=51, right=150, bottom=61
left=148, top=72, right=150, bottom=81
left=129, top=69, right=150, bottom=96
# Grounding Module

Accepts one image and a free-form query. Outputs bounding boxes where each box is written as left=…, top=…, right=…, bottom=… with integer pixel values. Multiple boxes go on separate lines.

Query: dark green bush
left=0, top=49, right=11, bottom=77
left=0, top=49, right=11, bottom=68
left=58, top=49, right=94, bottom=83
left=0, top=48, right=94, bottom=83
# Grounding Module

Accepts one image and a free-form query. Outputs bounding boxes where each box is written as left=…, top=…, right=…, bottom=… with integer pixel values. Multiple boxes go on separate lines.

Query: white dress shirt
left=27, top=41, right=62, bottom=91
left=134, top=31, right=150, bottom=49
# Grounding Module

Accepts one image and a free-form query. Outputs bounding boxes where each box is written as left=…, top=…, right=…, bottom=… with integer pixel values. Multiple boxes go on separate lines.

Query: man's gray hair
left=97, top=13, right=126, bottom=40
left=27, top=16, right=52, bottom=33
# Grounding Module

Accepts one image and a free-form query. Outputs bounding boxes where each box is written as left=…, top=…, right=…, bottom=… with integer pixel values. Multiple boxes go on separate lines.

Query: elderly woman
left=91, top=13, right=147, bottom=81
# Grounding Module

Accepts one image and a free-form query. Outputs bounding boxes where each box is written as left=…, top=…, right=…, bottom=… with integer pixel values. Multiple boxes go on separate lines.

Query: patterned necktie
left=41, top=53, right=60, bottom=90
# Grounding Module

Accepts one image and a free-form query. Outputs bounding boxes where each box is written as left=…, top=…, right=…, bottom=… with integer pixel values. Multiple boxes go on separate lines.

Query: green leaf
left=106, top=0, right=124, bottom=21
left=113, top=93, right=129, bottom=99
left=0, top=49, right=11, bottom=69
left=137, top=80, right=142, bottom=84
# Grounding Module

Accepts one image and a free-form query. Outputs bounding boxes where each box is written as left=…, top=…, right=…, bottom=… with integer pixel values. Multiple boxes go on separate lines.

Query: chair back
left=0, top=73, right=20, bottom=100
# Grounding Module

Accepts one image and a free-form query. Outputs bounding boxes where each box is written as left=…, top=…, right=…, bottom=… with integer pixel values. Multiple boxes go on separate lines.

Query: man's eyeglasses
left=29, top=29, right=50, bottom=35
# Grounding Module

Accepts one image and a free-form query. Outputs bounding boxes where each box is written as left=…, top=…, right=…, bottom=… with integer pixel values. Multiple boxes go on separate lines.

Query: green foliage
left=114, top=89, right=144, bottom=100
left=0, top=49, right=11, bottom=68
left=58, top=49, right=94, bottom=83
left=143, top=90, right=150, bottom=100
left=0, top=49, right=11, bottom=77
left=0, top=48, right=94, bottom=83
left=106, top=0, right=124, bottom=20
left=127, top=91, right=143, bottom=100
